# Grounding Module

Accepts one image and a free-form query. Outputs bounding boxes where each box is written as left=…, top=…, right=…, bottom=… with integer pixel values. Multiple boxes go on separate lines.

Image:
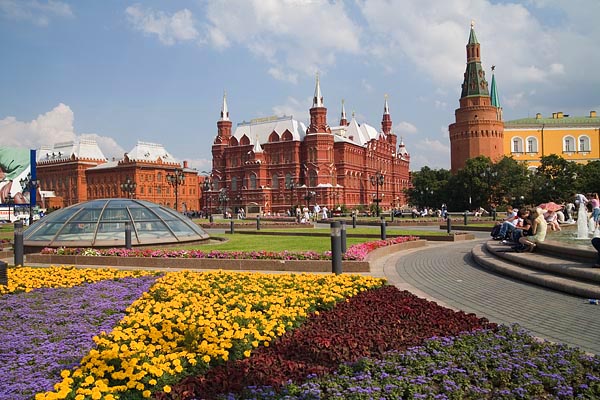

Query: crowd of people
left=490, top=192, right=600, bottom=255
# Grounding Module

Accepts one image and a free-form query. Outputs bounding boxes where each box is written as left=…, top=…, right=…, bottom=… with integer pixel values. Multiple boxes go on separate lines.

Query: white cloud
left=0, top=0, right=73, bottom=26
left=395, top=121, right=418, bottom=136
left=268, top=67, right=298, bottom=84
left=125, top=4, right=198, bottom=45
left=361, top=79, right=374, bottom=93
left=410, top=138, right=451, bottom=170
left=0, top=104, right=125, bottom=160
left=204, top=0, right=361, bottom=79
left=272, top=96, right=311, bottom=121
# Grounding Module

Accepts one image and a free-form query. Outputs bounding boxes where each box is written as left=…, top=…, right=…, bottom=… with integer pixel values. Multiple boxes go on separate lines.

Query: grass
left=252, top=227, right=445, bottom=236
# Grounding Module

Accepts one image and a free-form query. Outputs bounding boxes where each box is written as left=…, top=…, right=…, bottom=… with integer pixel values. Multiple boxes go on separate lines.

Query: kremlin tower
left=449, top=22, right=504, bottom=172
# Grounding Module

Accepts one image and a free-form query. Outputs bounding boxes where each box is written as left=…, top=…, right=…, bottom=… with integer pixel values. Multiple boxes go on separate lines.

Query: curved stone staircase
left=472, top=239, right=600, bottom=299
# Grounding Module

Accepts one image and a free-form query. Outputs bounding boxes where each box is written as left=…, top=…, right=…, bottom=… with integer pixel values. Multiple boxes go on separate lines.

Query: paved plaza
left=371, top=232, right=600, bottom=355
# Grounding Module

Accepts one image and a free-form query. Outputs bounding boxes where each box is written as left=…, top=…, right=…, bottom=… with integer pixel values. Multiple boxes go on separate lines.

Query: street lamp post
left=304, top=190, right=316, bottom=210
left=120, top=176, right=137, bottom=199
left=166, top=169, right=185, bottom=212
left=480, top=167, right=497, bottom=208
left=202, top=178, right=214, bottom=221
left=370, top=171, right=384, bottom=217
left=218, top=189, right=229, bottom=219
left=19, top=173, right=39, bottom=225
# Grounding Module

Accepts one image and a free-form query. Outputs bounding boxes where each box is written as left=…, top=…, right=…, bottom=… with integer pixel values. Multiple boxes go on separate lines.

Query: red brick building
left=205, top=75, right=411, bottom=216
left=449, top=23, right=504, bottom=172
left=37, top=140, right=198, bottom=211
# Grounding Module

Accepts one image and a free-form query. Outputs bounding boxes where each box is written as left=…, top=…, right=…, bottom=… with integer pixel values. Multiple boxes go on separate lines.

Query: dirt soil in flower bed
left=158, top=285, right=495, bottom=400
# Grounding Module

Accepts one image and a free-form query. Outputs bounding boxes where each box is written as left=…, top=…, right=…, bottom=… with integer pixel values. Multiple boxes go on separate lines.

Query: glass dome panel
left=24, top=198, right=209, bottom=248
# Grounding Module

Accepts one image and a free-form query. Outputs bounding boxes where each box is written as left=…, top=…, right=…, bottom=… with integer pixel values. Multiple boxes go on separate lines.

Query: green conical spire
left=460, top=22, right=489, bottom=98
left=468, top=20, right=479, bottom=44
left=490, top=67, right=500, bottom=108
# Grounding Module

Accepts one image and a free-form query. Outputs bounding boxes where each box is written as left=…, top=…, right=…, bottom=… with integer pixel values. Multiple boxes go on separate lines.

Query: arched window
left=213, top=178, right=220, bottom=191
left=231, top=177, right=238, bottom=191
left=250, top=174, right=257, bottom=189
left=309, top=170, right=317, bottom=187
left=579, top=136, right=591, bottom=152
left=512, top=137, right=523, bottom=153
left=285, top=173, right=293, bottom=188
left=563, top=136, right=575, bottom=152
left=271, top=174, right=279, bottom=189
left=157, top=172, right=162, bottom=182
left=526, top=137, right=538, bottom=153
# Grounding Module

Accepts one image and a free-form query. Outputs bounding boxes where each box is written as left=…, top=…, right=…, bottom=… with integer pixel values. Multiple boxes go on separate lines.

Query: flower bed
left=39, top=236, right=418, bottom=261
left=0, top=274, right=160, bottom=399
left=32, top=269, right=384, bottom=400
left=1, top=267, right=598, bottom=400
left=232, top=324, right=600, bottom=399
left=160, top=285, right=495, bottom=399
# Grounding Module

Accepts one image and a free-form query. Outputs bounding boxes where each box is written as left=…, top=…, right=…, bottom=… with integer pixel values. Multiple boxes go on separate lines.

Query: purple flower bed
left=0, top=275, right=159, bottom=399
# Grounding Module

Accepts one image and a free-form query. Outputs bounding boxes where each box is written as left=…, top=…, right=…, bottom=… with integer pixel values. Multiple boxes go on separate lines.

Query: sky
left=1, top=0, right=599, bottom=172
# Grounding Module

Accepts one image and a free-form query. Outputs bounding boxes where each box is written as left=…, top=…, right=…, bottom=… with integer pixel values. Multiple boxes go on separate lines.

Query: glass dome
left=24, top=199, right=209, bottom=248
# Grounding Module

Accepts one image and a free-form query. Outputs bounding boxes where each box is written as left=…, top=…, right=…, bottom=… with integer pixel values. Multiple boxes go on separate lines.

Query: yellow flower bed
left=37, top=270, right=385, bottom=399
left=0, top=265, right=157, bottom=295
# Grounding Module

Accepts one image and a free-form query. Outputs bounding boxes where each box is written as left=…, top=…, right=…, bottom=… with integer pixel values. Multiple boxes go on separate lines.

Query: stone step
left=472, top=242, right=600, bottom=299
left=485, top=240, right=600, bottom=284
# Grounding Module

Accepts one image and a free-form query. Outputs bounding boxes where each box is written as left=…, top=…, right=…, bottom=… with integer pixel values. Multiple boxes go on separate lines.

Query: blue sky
left=1, top=0, right=598, bottom=171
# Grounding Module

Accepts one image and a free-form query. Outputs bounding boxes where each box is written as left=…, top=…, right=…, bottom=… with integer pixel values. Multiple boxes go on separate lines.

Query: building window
left=250, top=174, right=257, bottom=189
left=579, top=136, right=591, bottom=152
left=231, top=177, right=238, bottom=191
left=272, top=174, right=279, bottom=189
left=563, top=136, right=575, bottom=153
left=285, top=173, right=292, bottom=188
left=526, top=137, right=538, bottom=153
left=512, top=138, right=523, bottom=153
left=309, top=170, right=317, bottom=187
left=157, top=173, right=162, bottom=182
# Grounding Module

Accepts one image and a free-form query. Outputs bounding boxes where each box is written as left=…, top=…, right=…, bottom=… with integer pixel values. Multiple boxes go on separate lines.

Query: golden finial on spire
left=471, top=19, right=475, bottom=28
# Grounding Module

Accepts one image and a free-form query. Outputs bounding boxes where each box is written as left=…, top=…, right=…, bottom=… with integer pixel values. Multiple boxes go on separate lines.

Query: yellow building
left=504, top=111, right=600, bottom=168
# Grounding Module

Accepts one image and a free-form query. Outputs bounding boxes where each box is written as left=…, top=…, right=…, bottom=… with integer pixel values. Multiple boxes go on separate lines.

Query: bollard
left=14, top=220, right=24, bottom=267
left=330, top=221, right=342, bottom=274
left=0, top=260, right=7, bottom=286
left=230, top=219, right=235, bottom=234
left=352, top=214, right=356, bottom=229
left=380, top=216, right=387, bottom=240
left=391, top=211, right=394, bottom=222
left=256, top=215, right=261, bottom=231
left=340, top=221, right=347, bottom=253
left=464, top=211, right=468, bottom=226
left=447, top=217, right=452, bottom=234
left=125, top=222, right=132, bottom=250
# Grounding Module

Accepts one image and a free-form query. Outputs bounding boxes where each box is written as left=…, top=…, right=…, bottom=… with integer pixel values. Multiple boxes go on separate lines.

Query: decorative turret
left=398, top=137, right=410, bottom=160
left=461, top=21, right=489, bottom=98
left=490, top=66, right=503, bottom=120
left=307, top=73, right=330, bottom=134
left=448, top=22, right=504, bottom=172
left=381, top=94, right=392, bottom=136
left=217, top=91, right=232, bottom=138
left=339, top=99, right=348, bottom=126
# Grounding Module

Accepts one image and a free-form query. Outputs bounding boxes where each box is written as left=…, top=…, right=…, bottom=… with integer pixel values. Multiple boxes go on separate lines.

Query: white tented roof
left=233, top=115, right=307, bottom=144
left=331, top=117, right=378, bottom=146
left=38, top=138, right=107, bottom=162
left=126, top=141, right=178, bottom=163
